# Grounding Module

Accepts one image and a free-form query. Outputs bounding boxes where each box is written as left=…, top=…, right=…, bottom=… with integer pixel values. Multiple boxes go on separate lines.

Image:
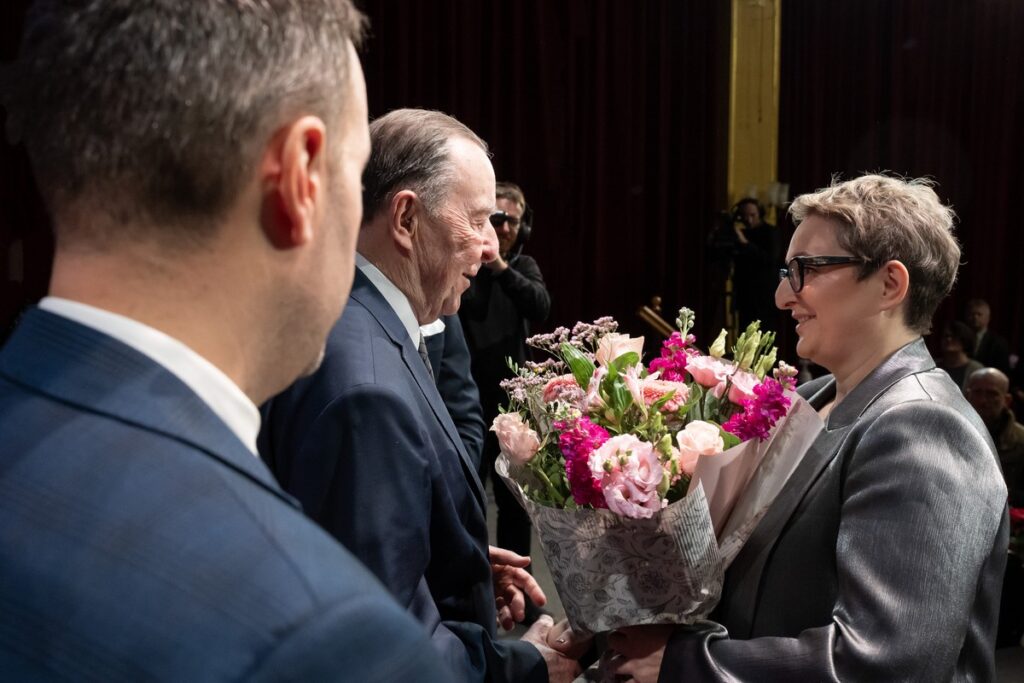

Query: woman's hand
left=603, top=624, right=675, bottom=683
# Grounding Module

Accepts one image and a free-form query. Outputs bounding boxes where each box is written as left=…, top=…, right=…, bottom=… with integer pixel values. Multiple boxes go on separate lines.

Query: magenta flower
left=722, top=377, right=792, bottom=441
left=648, top=332, right=692, bottom=382
left=554, top=416, right=610, bottom=508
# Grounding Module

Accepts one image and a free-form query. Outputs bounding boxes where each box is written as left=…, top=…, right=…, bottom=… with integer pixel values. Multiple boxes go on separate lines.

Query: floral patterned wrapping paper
left=497, top=456, right=723, bottom=637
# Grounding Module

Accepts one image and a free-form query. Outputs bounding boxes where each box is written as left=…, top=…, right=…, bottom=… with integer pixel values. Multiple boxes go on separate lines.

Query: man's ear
left=259, top=116, right=328, bottom=249
left=878, top=259, right=911, bottom=312
left=389, top=189, right=420, bottom=257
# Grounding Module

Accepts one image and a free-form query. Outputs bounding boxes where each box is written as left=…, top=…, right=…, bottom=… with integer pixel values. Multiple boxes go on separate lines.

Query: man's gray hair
left=361, top=109, right=488, bottom=222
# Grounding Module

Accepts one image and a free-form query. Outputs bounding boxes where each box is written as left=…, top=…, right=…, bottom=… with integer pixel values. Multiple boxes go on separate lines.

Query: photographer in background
left=460, top=181, right=551, bottom=623
left=732, top=198, right=781, bottom=332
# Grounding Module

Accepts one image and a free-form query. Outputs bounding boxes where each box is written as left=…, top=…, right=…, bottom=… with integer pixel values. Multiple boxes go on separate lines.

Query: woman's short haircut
left=789, top=174, right=960, bottom=334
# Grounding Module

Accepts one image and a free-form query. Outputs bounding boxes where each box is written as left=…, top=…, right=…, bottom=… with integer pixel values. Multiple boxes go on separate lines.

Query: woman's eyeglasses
left=489, top=211, right=521, bottom=229
left=778, top=255, right=864, bottom=293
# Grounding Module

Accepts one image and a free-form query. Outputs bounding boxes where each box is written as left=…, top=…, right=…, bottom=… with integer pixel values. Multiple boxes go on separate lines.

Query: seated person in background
left=966, top=368, right=1024, bottom=649
left=0, top=2, right=448, bottom=680
left=460, top=181, right=551, bottom=579
left=937, top=320, right=983, bottom=391
left=423, top=314, right=486, bottom=470
left=965, top=298, right=1011, bottom=373
left=966, top=368, right=1024, bottom=506
left=259, top=109, right=577, bottom=683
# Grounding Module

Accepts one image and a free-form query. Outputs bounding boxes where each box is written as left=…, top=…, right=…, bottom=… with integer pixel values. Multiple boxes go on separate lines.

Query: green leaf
left=609, top=351, right=640, bottom=375
left=719, top=428, right=741, bottom=450
left=607, top=376, right=632, bottom=416
left=702, top=387, right=720, bottom=420
left=685, top=385, right=705, bottom=421
left=650, top=389, right=676, bottom=412
left=561, top=342, right=596, bottom=390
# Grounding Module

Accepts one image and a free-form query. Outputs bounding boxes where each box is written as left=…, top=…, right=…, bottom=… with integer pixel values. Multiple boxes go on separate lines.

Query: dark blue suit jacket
left=0, top=308, right=449, bottom=682
left=260, top=270, right=546, bottom=682
left=425, top=314, right=486, bottom=472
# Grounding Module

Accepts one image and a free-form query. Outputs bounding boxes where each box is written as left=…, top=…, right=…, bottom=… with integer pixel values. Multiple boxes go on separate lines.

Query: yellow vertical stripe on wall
left=727, top=0, right=781, bottom=213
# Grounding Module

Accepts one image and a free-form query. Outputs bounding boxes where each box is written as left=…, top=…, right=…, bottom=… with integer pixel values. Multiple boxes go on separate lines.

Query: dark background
left=2, top=0, right=1022, bottom=361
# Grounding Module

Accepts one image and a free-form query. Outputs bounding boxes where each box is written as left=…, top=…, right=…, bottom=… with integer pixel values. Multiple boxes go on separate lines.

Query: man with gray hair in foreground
left=260, top=108, right=580, bottom=682
left=0, top=2, right=447, bottom=680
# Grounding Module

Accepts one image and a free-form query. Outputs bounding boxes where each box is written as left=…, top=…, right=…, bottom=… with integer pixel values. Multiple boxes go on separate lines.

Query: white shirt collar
left=420, top=317, right=447, bottom=338
left=355, top=253, right=423, bottom=345
left=38, top=297, right=261, bottom=456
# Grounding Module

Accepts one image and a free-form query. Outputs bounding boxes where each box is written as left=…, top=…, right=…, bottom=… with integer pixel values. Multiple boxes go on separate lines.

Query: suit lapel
left=0, top=308, right=298, bottom=508
left=349, top=273, right=487, bottom=508
left=722, top=338, right=939, bottom=637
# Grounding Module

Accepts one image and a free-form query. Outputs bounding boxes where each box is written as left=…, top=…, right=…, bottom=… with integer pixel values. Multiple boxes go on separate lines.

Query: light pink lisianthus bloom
left=588, top=434, right=665, bottom=518
left=685, top=355, right=737, bottom=398
left=595, top=333, right=645, bottom=367
left=727, top=370, right=760, bottom=405
left=542, top=374, right=584, bottom=404
left=491, top=413, right=541, bottom=466
left=676, top=420, right=725, bottom=475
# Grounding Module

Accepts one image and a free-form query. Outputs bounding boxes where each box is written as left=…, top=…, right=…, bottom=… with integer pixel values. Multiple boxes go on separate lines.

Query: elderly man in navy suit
left=0, top=2, right=449, bottom=680
left=260, top=109, right=580, bottom=682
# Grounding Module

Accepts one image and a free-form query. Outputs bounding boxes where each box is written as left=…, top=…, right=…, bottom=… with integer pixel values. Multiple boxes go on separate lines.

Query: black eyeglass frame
left=778, top=255, right=865, bottom=293
left=489, top=211, right=521, bottom=229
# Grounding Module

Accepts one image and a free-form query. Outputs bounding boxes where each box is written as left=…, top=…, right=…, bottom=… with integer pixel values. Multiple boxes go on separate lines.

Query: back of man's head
left=4, top=0, right=366, bottom=247
left=361, top=108, right=488, bottom=224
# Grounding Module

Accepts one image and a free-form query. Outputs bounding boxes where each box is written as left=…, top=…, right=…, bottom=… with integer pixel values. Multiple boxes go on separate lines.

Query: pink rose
left=491, top=413, right=541, bottom=466
left=595, top=333, right=646, bottom=367
left=588, top=434, right=665, bottom=519
left=727, top=370, right=760, bottom=405
left=675, top=420, right=725, bottom=475
left=685, top=355, right=736, bottom=398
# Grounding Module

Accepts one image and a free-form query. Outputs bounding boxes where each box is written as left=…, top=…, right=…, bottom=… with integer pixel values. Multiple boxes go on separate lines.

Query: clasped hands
left=489, top=546, right=580, bottom=682
left=545, top=619, right=674, bottom=683
left=488, top=547, right=672, bottom=682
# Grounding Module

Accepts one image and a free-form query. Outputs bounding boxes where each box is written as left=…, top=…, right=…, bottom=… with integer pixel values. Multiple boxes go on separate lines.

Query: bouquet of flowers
left=492, top=309, right=822, bottom=635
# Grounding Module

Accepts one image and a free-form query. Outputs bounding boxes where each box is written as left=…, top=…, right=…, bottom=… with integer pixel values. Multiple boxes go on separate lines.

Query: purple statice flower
left=553, top=416, right=610, bottom=508
left=722, top=377, right=792, bottom=441
left=648, top=332, right=691, bottom=382
left=524, top=358, right=566, bottom=375
left=526, top=327, right=571, bottom=354
left=499, top=372, right=547, bottom=404
left=569, top=317, right=620, bottom=347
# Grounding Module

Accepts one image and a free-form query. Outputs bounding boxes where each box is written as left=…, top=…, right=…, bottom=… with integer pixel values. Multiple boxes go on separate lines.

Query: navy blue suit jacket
left=260, top=270, right=546, bottom=682
left=425, top=314, right=486, bottom=472
left=0, top=308, right=449, bottom=682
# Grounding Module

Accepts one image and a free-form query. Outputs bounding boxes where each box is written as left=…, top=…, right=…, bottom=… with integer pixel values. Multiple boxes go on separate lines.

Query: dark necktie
left=417, top=334, right=435, bottom=380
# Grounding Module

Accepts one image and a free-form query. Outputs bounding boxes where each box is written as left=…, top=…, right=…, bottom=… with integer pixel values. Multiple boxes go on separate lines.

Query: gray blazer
left=661, top=338, right=1009, bottom=682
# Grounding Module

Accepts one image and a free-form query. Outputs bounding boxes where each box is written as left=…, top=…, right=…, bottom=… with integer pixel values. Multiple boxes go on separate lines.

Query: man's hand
left=603, top=624, right=675, bottom=683
left=489, top=546, right=546, bottom=630
left=521, top=615, right=582, bottom=683
left=484, top=253, right=508, bottom=272
left=545, top=618, right=593, bottom=660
